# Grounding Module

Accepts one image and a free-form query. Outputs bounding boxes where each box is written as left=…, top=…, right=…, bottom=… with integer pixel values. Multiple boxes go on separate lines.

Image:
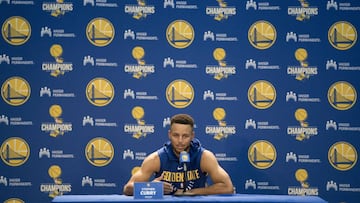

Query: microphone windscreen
left=179, top=151, right=190, bottom=163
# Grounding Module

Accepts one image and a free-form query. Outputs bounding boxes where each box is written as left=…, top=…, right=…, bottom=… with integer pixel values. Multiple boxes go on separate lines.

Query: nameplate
left=134, top=182, right=163, bottom=199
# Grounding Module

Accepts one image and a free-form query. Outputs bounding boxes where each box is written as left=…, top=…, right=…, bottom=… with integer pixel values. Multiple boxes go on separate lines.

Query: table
left=52, top=194, right=328, bottom=203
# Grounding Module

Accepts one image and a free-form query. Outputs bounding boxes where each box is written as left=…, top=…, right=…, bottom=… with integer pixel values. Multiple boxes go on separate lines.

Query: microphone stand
left=183, top=162, right=187, bottom=193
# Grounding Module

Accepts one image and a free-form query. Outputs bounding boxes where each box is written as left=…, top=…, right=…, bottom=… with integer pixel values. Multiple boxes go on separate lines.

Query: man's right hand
left=153, top=172, right=174, bottom=194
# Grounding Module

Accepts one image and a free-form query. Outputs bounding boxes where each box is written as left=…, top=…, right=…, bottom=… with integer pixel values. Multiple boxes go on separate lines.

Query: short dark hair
left=170, top=114, right=194, bottom=129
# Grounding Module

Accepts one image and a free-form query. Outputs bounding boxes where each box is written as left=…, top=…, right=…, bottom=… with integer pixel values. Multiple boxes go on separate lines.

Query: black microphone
left=179, top=151, right=190, bottom=192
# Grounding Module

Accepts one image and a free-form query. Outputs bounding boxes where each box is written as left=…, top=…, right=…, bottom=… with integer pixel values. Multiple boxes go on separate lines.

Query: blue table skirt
left=52, top=194, right=328, bottom=203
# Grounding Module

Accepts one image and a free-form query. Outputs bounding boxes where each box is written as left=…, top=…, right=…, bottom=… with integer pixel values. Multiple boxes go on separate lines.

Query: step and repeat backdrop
left=0, top=0, right=359, bottom=203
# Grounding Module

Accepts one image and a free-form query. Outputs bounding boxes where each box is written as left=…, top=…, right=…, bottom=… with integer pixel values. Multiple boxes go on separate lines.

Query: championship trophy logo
left=288, top=168, right=319, bottom=196
left=40, top=165, right=72, bottom=198
left=124, top=106, right=155, bottom=139
left=205, top=48, right=236, bottom=80
left=41, top=104, right=72, bottom=137
left=287, top=108, right=318, bottom=141
left=295, top=169, right=309, bottom=188
left=288, top=0, right=318, bottom=21
left=2, top=16, right=31, bottom=45
left=206, top=0, right=236, bottom=21
left=124, top=46, right=155, bottom=79
left=205, top=107, right=236, bottom=140
left=42, top=1, right=74, bottom=17
left=124, top=0, right=155, bottom=20
left=42, top=44, right=73, bottom=77
left=287, top=48, right=318, bottom=81
left=1, top=77, right=31, bottom=106
left=48, top=165, right=63, bottom=197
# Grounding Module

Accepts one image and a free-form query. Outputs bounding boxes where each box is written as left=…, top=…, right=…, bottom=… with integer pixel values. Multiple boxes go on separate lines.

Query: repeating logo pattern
left=0, top=1, right=359, bottom=202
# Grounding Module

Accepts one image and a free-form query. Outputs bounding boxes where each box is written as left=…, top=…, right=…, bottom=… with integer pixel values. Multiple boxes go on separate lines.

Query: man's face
left=168, top=123, right=194, bottom=155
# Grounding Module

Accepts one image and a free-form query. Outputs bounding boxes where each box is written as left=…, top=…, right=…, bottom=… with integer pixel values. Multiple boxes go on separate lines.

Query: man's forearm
left=187, top=183, right=234, bottom=195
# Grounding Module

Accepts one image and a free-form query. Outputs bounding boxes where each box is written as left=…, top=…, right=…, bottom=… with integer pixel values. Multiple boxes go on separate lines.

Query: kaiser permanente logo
left=245, top=59, right=280, bottom=70
left=326, top=59, right=360, bottom=71
left=245, top=0, right=281, bottom=11
left=41, top=105, right=73, bottom=137
left=0, top=114, right=33, bottom=126
left=123, top=149, right=147, bottom=160
left=0, top=175, right=32, bottom=187
left=287, top=108, right=318, bottom=141
left=205, top=108, right=236, bottom=140
left=206, top=0, right=236, bottom=21
left=326, top=0, right=360, bottom=11
left=326, top=180, right=360, bottom=192
left=39, top=147, right=74, bottom=159
left=125, top=46, right=155, bottom=79
left=203, top=90, right=238, bottom=101
left=203, top=30, right=238, bottom=42
left=206, top=48, right=236, bottom=80
left=164, top=0, right=198, bottom=9
left=286, top=91, right=321, bottom=103
left=286, top=152, right=321, bottom=164
left=288, top=169, right=319, bottom=196
left=42, top=0, right=74, bottom=17
left=124, top=0, right=155, bottom=20
left=124, top=106, right=155, bottom=139
left=245, top=118, right=280, bottom=130
left=287, top=48, right=318, bottom=81
left=40, top=26, right=76, bottom=38
left=42, top=44, right=73, bottom=77
left=326, top=120, right=360, bottom=132
left=124, top=88, right=158, bottom=100
left=83, top=55, right=118, bottom=67
left=82, top=115, right=117, bottom=127
left=40, top=86, right=75, bottom=98
left=287, top=1, right=318, bottom=21
left=40, top=165, right=71, bottom=198
left=245, top=179, right=280, bottom=191
left=124, top=28, right=158, bottom=41
left=0, top=53, right=34, bottom=65
left=83, top=0, right=118, bottom=8
left=81, top=176, right=116, bottom=188
left=163, top=57, right=198, bottom=69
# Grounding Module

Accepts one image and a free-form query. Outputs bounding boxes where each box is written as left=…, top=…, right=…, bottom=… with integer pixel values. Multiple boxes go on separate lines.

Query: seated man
left=123, top=114, right=234, bottom=195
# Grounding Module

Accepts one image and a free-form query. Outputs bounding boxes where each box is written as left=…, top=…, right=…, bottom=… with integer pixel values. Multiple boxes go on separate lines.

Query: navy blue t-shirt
left=155, top=138, right=208, bottom=194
